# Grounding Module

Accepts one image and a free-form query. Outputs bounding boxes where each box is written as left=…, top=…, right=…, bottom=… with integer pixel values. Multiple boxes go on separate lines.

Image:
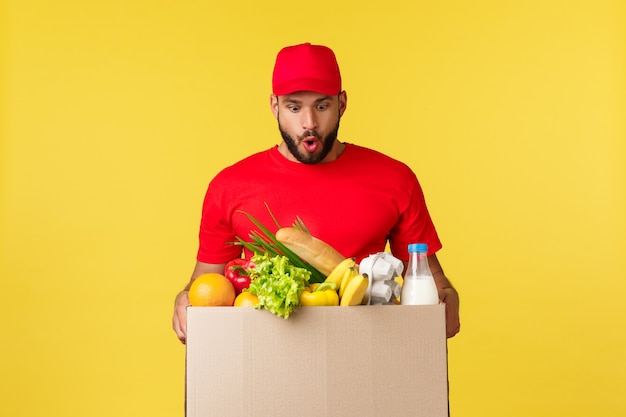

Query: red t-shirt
left=197, top=144, right=442, bottom=264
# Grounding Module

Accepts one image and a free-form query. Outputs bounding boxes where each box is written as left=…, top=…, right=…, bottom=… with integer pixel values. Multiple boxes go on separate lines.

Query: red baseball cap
left=272, top=43, right=342, bottom=96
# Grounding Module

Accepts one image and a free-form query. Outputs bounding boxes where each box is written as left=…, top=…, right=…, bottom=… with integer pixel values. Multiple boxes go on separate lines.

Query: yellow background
left=1, top=1, right=624, bottom=416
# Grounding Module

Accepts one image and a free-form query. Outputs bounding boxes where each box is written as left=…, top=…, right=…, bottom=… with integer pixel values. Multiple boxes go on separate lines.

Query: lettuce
left=247, top=253, right=310, bottom=319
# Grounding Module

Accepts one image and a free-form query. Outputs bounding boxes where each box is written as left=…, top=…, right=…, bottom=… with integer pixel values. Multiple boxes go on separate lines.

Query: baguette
left=275, top=227, right=345, bottom=276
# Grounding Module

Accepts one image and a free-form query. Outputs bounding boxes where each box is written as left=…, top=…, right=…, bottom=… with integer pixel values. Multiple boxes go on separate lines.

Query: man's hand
left=173, top=261, right=229, bottom=344
left=439, top=287, right=460, bottom=338
left=172, top=290, right=190, bottom=344
left=427, top=254, right=460, bottom=338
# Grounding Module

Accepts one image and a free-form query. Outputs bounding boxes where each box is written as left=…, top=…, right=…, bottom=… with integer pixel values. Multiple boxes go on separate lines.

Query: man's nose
left=301, top=108, right=318, bottom=131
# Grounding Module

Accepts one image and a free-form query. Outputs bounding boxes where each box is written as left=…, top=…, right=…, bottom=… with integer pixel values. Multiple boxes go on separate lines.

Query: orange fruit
left=233, top=291, right=259, bottom=307
left=188, top=273, right=236, bottom=306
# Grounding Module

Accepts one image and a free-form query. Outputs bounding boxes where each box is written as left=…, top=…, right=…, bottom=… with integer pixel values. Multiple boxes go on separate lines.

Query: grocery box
left=186, top=304, right=448, bottom=417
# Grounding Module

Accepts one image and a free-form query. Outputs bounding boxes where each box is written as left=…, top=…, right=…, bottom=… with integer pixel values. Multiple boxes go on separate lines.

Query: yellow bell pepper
left=299, top=282, right=339, bottom=306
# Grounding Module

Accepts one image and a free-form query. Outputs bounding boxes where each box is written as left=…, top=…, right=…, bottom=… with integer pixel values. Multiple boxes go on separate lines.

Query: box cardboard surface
left=186, top=304, right=448, bottom=417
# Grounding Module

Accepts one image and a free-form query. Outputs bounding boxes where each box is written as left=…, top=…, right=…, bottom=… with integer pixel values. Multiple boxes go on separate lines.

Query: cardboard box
left=186, top=304, right=448, bottom=417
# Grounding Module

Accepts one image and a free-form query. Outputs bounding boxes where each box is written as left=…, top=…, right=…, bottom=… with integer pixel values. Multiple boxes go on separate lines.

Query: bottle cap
left=408, top=243, right=428, bottom=253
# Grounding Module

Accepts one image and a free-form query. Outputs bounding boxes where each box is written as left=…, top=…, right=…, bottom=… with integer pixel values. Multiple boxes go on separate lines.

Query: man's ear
left=270, top=94, right=279, bottom=119
left=338, top=91, right=347, bottom=117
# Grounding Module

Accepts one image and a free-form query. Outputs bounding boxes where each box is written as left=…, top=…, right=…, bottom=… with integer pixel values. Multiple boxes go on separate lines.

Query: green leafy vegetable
left=247, top=253, right=310, bottom=319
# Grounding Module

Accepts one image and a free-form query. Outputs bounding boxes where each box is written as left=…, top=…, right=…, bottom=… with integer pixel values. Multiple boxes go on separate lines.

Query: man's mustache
left=299, top=130, right=322, bottom=140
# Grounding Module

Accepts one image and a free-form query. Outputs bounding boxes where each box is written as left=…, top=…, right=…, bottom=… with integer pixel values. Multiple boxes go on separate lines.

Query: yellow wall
left=1, top=1, right=624, bottom=416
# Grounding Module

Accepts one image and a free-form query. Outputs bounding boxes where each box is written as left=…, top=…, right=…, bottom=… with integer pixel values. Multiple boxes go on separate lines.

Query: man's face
left=272, top=91, right=346, bottom=164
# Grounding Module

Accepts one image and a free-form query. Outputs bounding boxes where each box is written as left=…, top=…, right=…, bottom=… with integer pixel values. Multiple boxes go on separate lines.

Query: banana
left=340, top=273, right=369, bottom=306
left=339, top=266, right=358, bottom=298
left=324, top=257, right=356, bottom=287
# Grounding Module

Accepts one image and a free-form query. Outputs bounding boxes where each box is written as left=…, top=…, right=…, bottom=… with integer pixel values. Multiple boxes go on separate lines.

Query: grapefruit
left=188, top=273, right=236, bottom=306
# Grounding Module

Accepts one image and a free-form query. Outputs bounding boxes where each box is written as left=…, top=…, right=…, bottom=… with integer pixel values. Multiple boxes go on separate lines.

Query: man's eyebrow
left=314, top=95, right=333, bottom=102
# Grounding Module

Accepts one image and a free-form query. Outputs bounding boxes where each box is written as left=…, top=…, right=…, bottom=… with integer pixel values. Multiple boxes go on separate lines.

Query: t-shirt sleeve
left=196, top=181, right=243, bottom=264
left=388, top=173, right=442, bottom=260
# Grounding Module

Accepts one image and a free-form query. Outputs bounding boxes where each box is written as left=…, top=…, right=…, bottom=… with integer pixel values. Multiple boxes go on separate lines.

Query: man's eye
left=317, top=104, right=329, bottom=110
left=288, top=105, right=300, bottom=112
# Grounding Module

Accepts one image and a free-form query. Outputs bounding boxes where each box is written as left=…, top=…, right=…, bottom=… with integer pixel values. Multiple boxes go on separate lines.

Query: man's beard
left=279, top=121, right=340, bottom=164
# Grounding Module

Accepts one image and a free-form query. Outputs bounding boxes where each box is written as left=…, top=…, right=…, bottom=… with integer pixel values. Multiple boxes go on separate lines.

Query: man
left=172, top=43, right=460, bottom=343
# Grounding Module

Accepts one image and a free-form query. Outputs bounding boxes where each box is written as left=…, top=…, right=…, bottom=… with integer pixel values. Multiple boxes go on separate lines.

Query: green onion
left=232, top=206, right=325, bottom=283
